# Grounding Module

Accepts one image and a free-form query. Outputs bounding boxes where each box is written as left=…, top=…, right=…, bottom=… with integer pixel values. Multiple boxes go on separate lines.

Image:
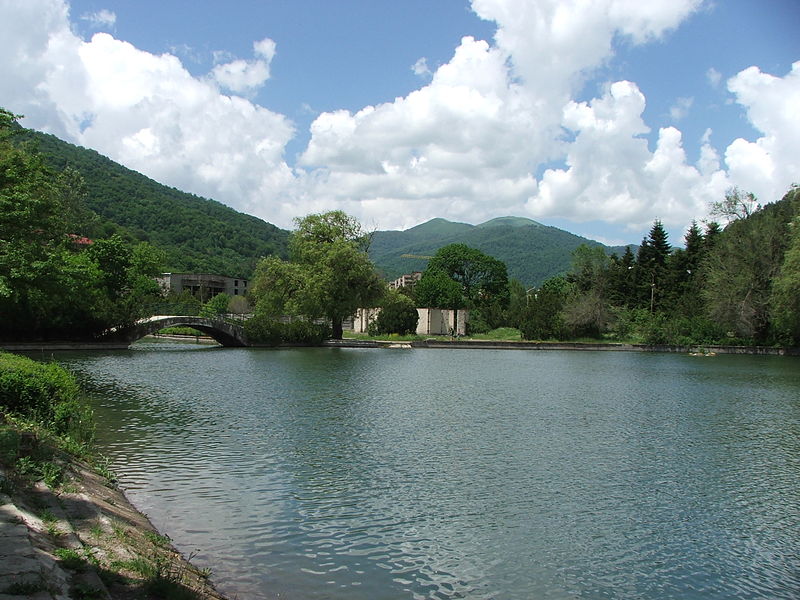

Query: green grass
left=467, top=327, right=523, bottom=341
left=157, top=326, right=203, bottom=336
left=54, top=547, right=88, bottom=571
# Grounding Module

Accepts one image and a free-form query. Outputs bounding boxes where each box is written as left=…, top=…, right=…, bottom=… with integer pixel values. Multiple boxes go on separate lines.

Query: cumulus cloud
left=298, top=0, right=709, bottom=230
left=526, top=82, right=725, bottom=231
left=210, top=37, right=277, bottom=94
left=724, top=61, right=800, bottom=204
left=0, top=0, right=295, bottom=222
left=81, top=8, right=115, bottom=29
left=1, top=0, right=797, bottom=238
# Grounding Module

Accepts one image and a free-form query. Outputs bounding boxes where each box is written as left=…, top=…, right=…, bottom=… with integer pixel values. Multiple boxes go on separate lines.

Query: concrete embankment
left=409, top=339, right=800, bottom=356
left=0, top=450, right=228, bottom=599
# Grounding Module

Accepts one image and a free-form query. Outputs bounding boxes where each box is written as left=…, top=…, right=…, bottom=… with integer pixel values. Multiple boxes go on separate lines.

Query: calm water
left=53, top=344, right=799, bottom=599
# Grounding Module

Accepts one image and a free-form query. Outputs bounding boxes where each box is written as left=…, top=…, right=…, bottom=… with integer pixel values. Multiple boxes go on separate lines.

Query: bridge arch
left=109, top=316, right=248, bottom=347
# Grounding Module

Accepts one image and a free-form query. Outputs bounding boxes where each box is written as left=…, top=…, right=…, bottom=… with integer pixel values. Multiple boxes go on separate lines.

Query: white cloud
left=723, top=61, right=800, bottom=204
left=526, top=81, right=726, bottom=232
left=669, top=96, right=693, bottom=121
left=211, top=37, right=276, bottom=94
left=297, top=1, right=708, bottom=230
left=1, top=0, right=796, bottom=240
left=0, top=0, right=295, bottom=223
left=81, top=8, right=115, bottom=28
left=412, top=57, right=432, bottom=77
left=706, top=67, right=722, bottom=88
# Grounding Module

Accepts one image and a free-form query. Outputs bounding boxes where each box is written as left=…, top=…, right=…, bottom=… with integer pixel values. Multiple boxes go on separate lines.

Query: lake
left=54, top=343, right=799, bottom=599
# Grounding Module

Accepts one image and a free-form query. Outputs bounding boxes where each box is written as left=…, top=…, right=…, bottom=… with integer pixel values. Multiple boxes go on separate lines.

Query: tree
left=710, top=186, right=761, bottom=223
left=425, top=243, right=509, bottom=308
left=702, top=188, right=798, bottom=342
left=635, top=220, right=672, bottom=311
left=372, top=289, right=419, bottom=335
left=562, top=245, right=613, bottom=337
left=770, top=214, right=800, bottom=344
left=200, top=293, right=231, bottom=318
left=250, top=211, right=384, bottom=339
left=414, top=269, right=465, bottom=310
left=519, top=276, right=570, bottom=340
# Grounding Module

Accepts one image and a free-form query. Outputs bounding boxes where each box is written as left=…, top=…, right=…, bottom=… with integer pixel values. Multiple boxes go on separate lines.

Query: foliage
left=0, top=352, right=94, bottom=443
left=368, top=215, right=631, bottom=288
left=425, top=243, right=509, bottom=308
left=371, top=290, right=419, bottom=335
left=414, top=269, right=465, bottom=309
left=199, top=292, right=231, bottom=318
left=14, top=125, right=289, bottom=278
left=518, top=276, right=570, bottom=340
left=0, top=111, right=165, bottom=340
left=702, top=189, right=798, bottom=342
left=243, top=315, right=330, bottom=346
left=770, top=214, right=800, bottom=343
left=250, top=211, right=384, bottom=339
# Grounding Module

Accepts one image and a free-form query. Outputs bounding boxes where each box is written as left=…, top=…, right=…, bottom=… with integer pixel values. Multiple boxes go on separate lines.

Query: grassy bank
left=0, top=352, right=226, bottom=599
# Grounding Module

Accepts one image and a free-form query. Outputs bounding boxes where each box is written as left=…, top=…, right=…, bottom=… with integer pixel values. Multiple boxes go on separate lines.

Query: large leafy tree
left=702, top=188, right=798, bottom=342
left=415, top=243, right=509, bottom=333
left=250, top=211, right=384, bottom=339
left=0, top=109, right=164, bottom=340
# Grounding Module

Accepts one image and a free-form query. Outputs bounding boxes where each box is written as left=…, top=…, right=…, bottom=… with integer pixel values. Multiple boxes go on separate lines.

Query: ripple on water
left=57, top=348, right=800, bottom=600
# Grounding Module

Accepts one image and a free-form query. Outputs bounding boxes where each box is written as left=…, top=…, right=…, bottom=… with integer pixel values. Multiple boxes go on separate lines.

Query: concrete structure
left=416, top=308, right=468, bottom=336
left=348, top=307, right=468, bottom=336
left=157, top=273, right=248, bottom=300
left=103, top=315, right=248, bottom=347
left=350, top=308, right=381, bottom=333
left=389, top=271, right=422, bottom=290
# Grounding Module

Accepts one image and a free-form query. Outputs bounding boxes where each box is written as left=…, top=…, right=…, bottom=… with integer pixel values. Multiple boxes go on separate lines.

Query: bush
left=243, top=314, right=283, bottom=346
left=372, top=292, right=419, bottom=335
left=0, top=352, right=93, bottom=442
left=282, top=320, right=330, bottom=345
left=244, top=316, right=330, bottom=345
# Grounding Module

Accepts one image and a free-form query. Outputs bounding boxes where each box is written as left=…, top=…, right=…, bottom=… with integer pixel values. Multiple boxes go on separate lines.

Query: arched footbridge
left=105, top=315, right=248, bottom=347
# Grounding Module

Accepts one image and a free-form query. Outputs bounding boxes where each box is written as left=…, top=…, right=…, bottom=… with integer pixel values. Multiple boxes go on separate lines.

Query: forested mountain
left=13, top=124, right=630, bottom=285
left=370, top=216, right=632, bottom=287
left=14, top=128, right=288, bottom=278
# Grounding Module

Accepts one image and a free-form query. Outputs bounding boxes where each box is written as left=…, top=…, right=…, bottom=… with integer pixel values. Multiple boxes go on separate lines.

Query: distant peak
left=476, top=216, right=542, bottom=228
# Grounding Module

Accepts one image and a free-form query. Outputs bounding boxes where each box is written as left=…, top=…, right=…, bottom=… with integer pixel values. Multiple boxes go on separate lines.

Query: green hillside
left=13, top=125, right=632, bottom=286
left=370, top=217, right=633, bottom=287
left=15, top=128, right=289, bottom=278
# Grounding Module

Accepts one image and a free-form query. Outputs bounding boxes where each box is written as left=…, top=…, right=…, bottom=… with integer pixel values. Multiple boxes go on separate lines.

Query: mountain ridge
left=15, top=125, right=632, bottom=286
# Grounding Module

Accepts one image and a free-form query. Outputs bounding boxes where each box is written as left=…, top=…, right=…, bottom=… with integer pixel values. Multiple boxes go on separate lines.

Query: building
left=349, top=307, right=468, bottom=336
left=156, top=273, right=248, bottom=301
left=389, top=271, right=422, bottom=290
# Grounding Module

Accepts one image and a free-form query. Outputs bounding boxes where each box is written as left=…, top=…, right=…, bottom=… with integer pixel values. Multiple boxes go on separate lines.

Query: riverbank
left=407, top=339, right=800, bottom=355
left=0, top=429, right=228, bottom=600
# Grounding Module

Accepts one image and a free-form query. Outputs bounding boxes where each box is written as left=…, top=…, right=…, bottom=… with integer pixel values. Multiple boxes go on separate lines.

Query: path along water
left=53, top=343, right=800, bottom=600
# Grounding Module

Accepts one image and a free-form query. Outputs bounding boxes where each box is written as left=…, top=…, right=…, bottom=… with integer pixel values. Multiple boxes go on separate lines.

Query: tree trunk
left=331, top=318, right=343, bottom=340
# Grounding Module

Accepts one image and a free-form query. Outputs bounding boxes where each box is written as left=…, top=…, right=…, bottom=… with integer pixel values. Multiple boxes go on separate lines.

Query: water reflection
left=54, top=346, right=800, bottom=599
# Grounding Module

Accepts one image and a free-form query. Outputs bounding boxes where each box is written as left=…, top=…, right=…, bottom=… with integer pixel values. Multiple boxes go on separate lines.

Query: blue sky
left=1, top=0, right=798, bottom=245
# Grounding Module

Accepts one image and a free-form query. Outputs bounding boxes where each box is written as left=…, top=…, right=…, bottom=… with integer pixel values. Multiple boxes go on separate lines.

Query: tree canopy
left=0, top=109, right=165, bottom=341
left=249, top=211, right=384, bottom=339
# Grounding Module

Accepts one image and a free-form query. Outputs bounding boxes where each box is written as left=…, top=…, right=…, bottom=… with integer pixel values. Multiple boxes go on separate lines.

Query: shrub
left=243, top=314, right=283, bottom=346
left=282, top=320, right=330, bottom=345
left=0, top=352, right=93, bottom=442
left=372, top=291, right=419, bottom=335
left=244, top=316, right=330, bottom=345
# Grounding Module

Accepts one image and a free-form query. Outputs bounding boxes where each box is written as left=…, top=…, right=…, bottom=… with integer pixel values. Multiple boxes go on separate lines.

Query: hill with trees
left=13, top=127, right=288, bottom=278
left=369, top=216, right=632, bottom=287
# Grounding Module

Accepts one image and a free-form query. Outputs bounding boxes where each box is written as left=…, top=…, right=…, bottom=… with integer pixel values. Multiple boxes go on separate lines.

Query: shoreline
left=3, top=335, right=798, bottom=356
left=0, top=438, right=229, bottom=599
